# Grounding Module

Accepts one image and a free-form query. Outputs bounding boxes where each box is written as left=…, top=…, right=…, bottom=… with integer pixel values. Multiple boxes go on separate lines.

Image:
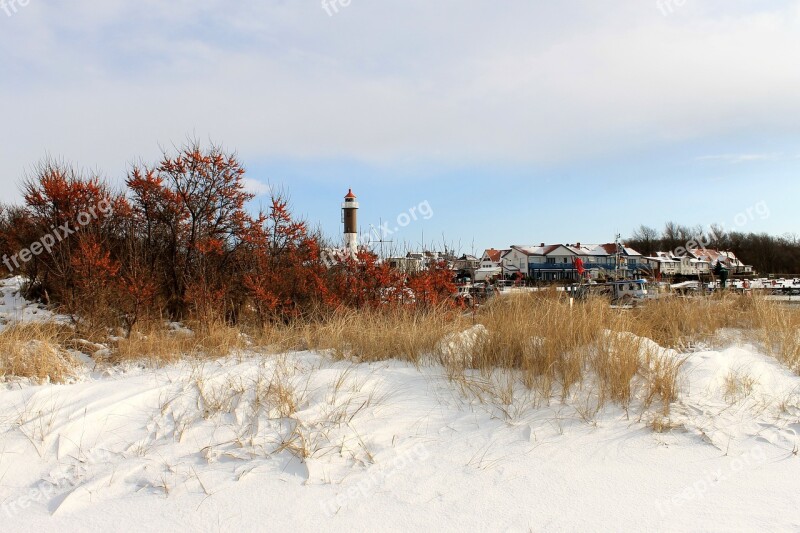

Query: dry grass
left=179, top=358, right=385, bottom=465
left=627, top=294, right=751, bottom=350
left=457, top=293, right=685, bottom=414
left=640, top=348, right=684, bottom=412
left=467, top=294, right=609, bottom=396
left=243, top=294, right=692, bottom=416
left=113, top=320, right=245, bottom=365
left=9, top=290, right=797, bottom=431
left=593, top=330, right=642, bottom=407
left=723, top=368, right=758, bottom=403
left=649, top=415, right=683, bottom=434
left=0, top=322, right=77, bottom=383
left=626, top=294, right=800, bottom=377
left=250, top=321, right=323, bottom=354
left=301, top=306, right=466, bottom=364
left=749, top=298, right=800, bottom=373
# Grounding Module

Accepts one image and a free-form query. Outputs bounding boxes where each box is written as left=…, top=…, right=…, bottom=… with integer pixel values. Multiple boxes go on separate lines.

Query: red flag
left=575, top=258, right=585, bottom=275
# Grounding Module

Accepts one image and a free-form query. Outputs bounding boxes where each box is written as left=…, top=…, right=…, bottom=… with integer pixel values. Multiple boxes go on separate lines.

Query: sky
left=1, top=0, right=799, bottom=254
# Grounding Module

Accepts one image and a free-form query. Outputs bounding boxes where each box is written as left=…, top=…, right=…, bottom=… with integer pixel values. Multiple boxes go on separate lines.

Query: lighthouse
left=342, top=189, right=359, bottom=257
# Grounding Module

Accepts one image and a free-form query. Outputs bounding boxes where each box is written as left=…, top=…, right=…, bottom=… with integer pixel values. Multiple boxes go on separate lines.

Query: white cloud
left=241, top=178, right=272, bottom=197
left=696, top=153, right=784, bottom=164
left=1, top=1, right=800, bottom=198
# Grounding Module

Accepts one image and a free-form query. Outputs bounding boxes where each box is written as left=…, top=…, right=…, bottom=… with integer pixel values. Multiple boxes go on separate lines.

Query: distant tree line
left=627, top=223, right=800, bottom=276
left=0, top=140, right=456, bottom=335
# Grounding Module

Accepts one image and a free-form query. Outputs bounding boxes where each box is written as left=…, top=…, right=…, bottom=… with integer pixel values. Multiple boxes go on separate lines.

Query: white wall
left=502, top=249, right=529, bottom=275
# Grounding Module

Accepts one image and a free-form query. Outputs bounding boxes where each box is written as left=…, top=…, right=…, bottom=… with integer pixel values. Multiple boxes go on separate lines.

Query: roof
left=502, top=243, right=643, bottom=260
left=543, top=244, right=567, bottom=255
left=598, top=243, right=618, bottom=255
left=509, top=244, right=563, bottom=256
left=344, top=189, right=357, bottom=199
left=483, top=249, right=502, bottom=263
left=646, top=256, right=679, bottom=264
left=691, top=249, right=744, bottom=266
left=509, top=245, right=541, bottom=256
left=584, top=245, right=611, bottom=257
left=565, top=244, right=610, bottom=257
left=509, top=243, right=639, bottom=257
left=596, top=243, right=642, bottom=256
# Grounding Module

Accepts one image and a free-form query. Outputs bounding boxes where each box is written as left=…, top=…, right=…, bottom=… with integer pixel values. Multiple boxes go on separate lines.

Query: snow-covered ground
left=0, top=276, right=57, bottom=330
left=0, top=279, right=799, bottom=532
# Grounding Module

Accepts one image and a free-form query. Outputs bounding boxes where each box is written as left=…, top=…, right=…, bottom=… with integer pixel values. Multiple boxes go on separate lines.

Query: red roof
left=344, top=189, right=357, bottom=199
left=599, top=243, right=619, bottom=255
left=484, top=249, right=502, bottom=263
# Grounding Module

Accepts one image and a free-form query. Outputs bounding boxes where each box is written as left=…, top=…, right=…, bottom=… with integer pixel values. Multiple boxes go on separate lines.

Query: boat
left=567, top=278, right=649, bottom=305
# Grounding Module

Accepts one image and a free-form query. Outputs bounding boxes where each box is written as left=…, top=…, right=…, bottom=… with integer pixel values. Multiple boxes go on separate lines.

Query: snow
left=437, top=324, right=487, bottom=367
left=0, top=276, right=58, bottom=331
left=0, top=279, right=799, bottom=531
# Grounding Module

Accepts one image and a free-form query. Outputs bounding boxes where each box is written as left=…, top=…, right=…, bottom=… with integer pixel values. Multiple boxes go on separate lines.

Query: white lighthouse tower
left=342, top=189, right=359, bottom=258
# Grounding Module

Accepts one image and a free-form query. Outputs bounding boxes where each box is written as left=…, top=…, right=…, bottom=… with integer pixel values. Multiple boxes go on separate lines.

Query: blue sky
left=1, top=1, right=799, bottom=253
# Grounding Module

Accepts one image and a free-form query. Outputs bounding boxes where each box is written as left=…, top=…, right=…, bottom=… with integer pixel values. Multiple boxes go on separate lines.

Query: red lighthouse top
left=344, top=189, right=357, bottom=199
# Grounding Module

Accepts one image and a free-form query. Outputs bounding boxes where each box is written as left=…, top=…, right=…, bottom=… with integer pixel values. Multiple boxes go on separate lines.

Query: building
left=595, top=243, right=644, bottom=275
left=342, top=189, right=359, bottom=258
left=453, top=254, right=480, bottom=272
left=645, top=251, right=710, bottom=277
left=474, top=267, right=502, bottom=282
left=388, top=250, right=456, bottom=274
left=690, top=249, right=754, bottom=275
left=451, top=254, right=478, bottom=282
left=387, top=256, right=423, bottom=273
left=480, top=249, right=504, bottom=269
left=526, top=244, right=581, bottom=281
left=501, top=246, right=535, bottom=278
left=644, top=252, right=681, bottom=277
left=501, top=242, right=646, bottom=281
left=469, top=249, right=503, bottom=282
left=644, top=248, right=753, bottom=278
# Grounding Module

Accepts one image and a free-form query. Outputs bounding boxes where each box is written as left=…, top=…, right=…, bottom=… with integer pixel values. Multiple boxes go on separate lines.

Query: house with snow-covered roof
left=500, top=242, right=646, bottom=281
left=500, top=246, right=535, bottom=278
left=644, top=252, right=681, bottom=277
left=526, top=244, right=580, bottom=281
left=690, top=249, right=754, bottom=275
left=645, top=251, right=710, bottom=277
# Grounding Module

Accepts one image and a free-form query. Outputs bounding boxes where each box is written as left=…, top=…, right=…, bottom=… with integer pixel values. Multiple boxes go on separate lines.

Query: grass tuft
left=749, top=298, right=800, bottom=373
left=113, top=320, right=245, bottom=365
left=0, top=323, right=77, bottom=383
